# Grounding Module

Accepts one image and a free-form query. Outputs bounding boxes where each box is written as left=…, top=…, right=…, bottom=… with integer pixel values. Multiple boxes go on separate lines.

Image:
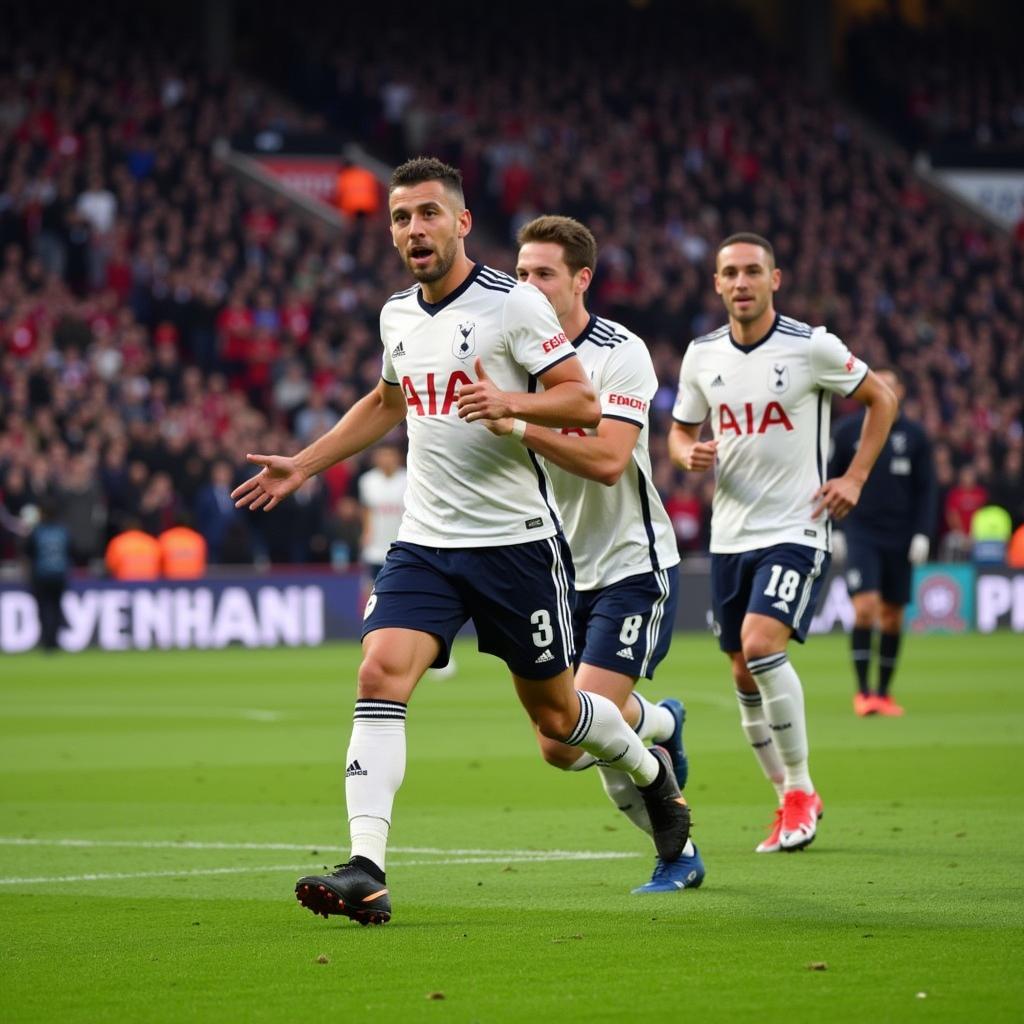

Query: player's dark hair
left=517, top=215, right=597, bottom=275
left=716, top=232, right=775, bottom=267
left=389, top=157, right=464, bottom=205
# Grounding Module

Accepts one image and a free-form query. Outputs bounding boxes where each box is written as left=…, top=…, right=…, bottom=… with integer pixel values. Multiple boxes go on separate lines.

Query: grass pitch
left=1, top=632, right=1022, bottom=1023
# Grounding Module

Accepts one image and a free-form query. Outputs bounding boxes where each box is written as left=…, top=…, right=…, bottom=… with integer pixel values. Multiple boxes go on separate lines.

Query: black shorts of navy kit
left=362, top=537, right=576, bottom=680
left=844, top=536, right=912, bottom=606
left=574, top=565, right=679, bottom=680
left=711, top=543, right=830, bottom=653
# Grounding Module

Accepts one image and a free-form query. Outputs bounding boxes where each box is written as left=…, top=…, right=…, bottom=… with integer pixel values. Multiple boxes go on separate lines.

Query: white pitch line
left=0, top=706, right=285, bottom=722
left=0, top=851, right=639, bottom=886
left=0, top=837, right=635, bottom=859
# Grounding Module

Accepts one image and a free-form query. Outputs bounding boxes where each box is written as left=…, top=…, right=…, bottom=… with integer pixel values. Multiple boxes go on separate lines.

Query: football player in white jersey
left=485, top=216, right=703, bottom=894
left=669, top=233, right=896, bottom=853
left=358, top=442, right=407, bottom=582
left=232, top=159, right=691, bottom=924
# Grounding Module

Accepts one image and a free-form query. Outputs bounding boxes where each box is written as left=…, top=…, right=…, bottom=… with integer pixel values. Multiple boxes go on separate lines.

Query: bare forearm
left=294, top=390, right=405, bottom=478
left=846, top=395, right=897, bottom=485
left=669, top=423, right=706, bottom=470
left=508, top=381, right=599, bottom=428
left=522, top=426, right=625, bottom=486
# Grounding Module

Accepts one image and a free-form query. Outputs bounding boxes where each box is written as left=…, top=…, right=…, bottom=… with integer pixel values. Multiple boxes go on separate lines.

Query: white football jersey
left=380, top=263, right=574, bottom=547
left=544, top=315, right=679, bottom=591
left=358, top=467, right=407, bottom=564
left=673, top=314, right=868, bottom=554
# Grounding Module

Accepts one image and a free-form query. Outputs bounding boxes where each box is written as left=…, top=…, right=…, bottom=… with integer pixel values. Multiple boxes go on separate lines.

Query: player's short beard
left=407, top=235, right=458, bottom=284
left=730, top=295, right=768, bottom=323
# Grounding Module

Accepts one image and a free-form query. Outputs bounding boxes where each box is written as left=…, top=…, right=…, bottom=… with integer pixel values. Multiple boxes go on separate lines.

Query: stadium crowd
left=1, top=4, right=1022, bottom=572
left=845, top=9, right=1024, bottom=157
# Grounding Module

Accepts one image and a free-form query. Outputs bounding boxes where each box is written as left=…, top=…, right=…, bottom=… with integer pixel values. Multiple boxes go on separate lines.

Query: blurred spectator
left=25, top=499, right=71, bottom=651
left=59, top=454, right=106, bottom=566
left=664, top=479, right=705, bottom=558
left=358, top=443, right=406, bottom=580
left=970, top=504, right=1012, bottom=564
left=158, top=517, right=208, bottom=579
left=194, top=462, right=240, bottom=562
left=105, top=522, right=161, bottom=580
left=942, top=466, right=989, bottom=560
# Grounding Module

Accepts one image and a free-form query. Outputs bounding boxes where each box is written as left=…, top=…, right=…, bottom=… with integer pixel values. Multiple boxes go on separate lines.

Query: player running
left=485, top=216, right=702, bottom=894
left=232, top=159, right=690, bottom=924
left=669, top=233, right=896, bottom=852
left=830, top=367, right=937, bottom=716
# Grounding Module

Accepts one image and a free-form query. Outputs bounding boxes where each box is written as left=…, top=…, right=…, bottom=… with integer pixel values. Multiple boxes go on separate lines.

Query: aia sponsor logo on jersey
left=608, top=393, right=648, bottom=413
left=402, top=371, right=473, bottom=416
left=542, top=332, right=568, bottom=354
left=845, top=353, right=856, bottom=372
left=718, top=401, right=794, bottom=435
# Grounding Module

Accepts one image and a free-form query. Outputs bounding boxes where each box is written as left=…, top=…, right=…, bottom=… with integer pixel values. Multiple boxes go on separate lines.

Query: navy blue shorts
left=710, top=543, right=830, bottom=653
left=362, top=537, right=575, bottom=680
left=574, top=566, right=679, bottom=680
left=844, top=538, right=912, bottom=606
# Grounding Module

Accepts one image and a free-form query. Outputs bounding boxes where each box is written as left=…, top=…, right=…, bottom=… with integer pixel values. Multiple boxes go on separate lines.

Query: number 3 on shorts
left=530, top=609, right=553, bottom=647
left=764, top=565, right=800, bottom=602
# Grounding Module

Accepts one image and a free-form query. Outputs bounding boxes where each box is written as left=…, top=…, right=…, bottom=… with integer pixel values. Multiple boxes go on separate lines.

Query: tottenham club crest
left=768, top=362, right=790, bottom=394
left=453, top=321, right=476, bottom=360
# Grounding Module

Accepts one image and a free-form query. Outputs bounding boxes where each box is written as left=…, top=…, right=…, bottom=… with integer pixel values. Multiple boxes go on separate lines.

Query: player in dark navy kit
left=830, top=368, right=937, bottom=717
left=233, top=159, right=691, bottom=924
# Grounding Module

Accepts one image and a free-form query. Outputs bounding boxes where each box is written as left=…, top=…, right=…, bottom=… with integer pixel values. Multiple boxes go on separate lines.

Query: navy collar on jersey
left=416, top=261, right=483, bottom=316
left=570, top=312, right=599, bottom=348
left=729, top=312, right=780, bottom=354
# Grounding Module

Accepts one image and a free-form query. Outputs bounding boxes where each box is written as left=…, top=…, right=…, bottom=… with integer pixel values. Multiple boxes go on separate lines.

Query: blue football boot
left=658, top=698, right=689, bottom=790
left=631, top=845, right=705, bottom=894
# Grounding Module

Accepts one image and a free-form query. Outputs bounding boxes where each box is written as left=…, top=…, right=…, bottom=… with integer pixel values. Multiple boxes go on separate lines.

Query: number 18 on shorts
left=710, top=543, right=830, bottom=652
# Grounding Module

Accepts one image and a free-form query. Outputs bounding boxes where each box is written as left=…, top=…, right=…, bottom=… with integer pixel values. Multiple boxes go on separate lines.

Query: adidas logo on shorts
left=535, top=649, right=554, bottom=664
left=345, top=759, right=368, bottom=777
left=616, top=646, right=634, bottom=660
left=771, top=599, right=791, bottom=613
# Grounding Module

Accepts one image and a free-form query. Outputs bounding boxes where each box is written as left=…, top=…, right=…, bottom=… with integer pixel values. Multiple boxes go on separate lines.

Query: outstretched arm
left=232, top=380, right=407, bottom=512
left=811, top=371, right=897, bottom=520
left=456, top=357, right=599, bottom=429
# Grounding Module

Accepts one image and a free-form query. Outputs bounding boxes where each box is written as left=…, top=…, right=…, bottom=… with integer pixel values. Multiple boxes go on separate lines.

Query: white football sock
left=598, top=767, right=653, bottom=836
left=345, top=699, right=407, bottom=872
left=736, top=687, right=785, bottom=801
left=565, top=691, right=659, bottom=786
left=630, top=692, right=677, bottom=744
left=746, top=653, right=813, bottom=794
left=596, top=768, right=694, bottom=857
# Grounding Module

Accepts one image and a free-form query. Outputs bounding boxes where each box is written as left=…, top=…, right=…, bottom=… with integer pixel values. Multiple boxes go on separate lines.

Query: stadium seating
left=1, top=3, right=1021, bottom=569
